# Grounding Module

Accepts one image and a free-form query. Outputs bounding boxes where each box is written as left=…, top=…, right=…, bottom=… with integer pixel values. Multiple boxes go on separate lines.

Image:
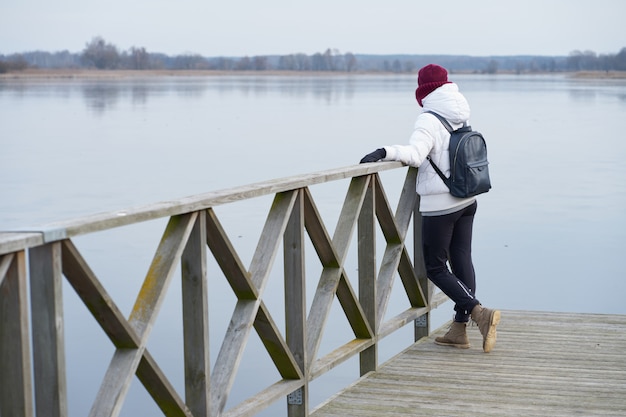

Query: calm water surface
left=1, top=74, right=625, bottom=416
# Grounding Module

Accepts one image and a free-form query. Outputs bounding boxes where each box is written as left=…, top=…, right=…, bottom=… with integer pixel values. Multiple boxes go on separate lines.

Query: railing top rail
left=0, top=162, right=403, bottom=255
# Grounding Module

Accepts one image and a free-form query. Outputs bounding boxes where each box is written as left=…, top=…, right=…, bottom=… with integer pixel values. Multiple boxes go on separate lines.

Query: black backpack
left=425, top=111, right=491, bottom=198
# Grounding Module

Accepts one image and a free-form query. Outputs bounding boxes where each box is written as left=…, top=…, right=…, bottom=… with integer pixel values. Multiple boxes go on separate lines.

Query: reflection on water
left=5, top=73, right=626, bottom=116
left=79, top=80, right=211, bottom=114
left=82, top=84, right=122, bottom=113
left=0, top=74, right=407, bottom=115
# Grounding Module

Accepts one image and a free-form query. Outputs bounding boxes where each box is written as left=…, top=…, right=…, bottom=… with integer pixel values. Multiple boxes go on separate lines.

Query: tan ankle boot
left=435, top=321, right=470, bottom=349
left=471, top=305, right=501, bottom=353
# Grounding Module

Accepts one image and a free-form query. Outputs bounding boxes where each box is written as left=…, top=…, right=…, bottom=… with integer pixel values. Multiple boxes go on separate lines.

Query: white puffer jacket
left=382, top=83, right=475, bottom=214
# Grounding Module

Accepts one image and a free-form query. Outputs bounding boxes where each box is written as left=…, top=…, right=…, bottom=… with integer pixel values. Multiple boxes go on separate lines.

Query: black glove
left=360, top=148, right=386, bottom=163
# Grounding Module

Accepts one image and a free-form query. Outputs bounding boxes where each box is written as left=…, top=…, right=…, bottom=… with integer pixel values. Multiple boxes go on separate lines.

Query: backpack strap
left=426, top=155, right=448, bottom=185
left=425, top=110, right=454, bottom=133
left=424, top=111, right=452, bottom=186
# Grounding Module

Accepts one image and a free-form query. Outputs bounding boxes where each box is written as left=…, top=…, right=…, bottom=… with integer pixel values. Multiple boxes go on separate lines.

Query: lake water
left=1, top=73, right=626, bottom=416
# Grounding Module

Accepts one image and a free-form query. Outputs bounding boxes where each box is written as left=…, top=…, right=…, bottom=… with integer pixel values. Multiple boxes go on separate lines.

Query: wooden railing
left=0, top=162, right=447, bottom=417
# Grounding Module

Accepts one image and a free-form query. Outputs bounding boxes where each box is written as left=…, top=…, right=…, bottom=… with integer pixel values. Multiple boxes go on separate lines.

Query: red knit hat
left=415, top=64, right=451, bottom=107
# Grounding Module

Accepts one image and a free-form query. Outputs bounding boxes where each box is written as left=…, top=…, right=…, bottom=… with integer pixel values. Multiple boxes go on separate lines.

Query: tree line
left=2, top=36, right=626, bottom=74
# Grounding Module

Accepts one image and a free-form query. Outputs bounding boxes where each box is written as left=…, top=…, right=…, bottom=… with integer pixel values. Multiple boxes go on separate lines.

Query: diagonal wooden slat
left=129, top=213, right=198, bottom=337
left=375, top=243, right=404, bottom=328
left=254, top=302, right=303, bottom=380
left=212, top=300, right=258, bottom=416
left=373, top=175, right=402, bottom=244
left=306, top=177, right=370, bottom=367
left=373, top=169, right=417, bottom=253
left=0, top=253, right=14, bottom=287
left=61, top=239, right=139, bottom=348
left=397, top=247, right=426, bottom=308
left=305, top=266, right=343, bottom=369
left=248, top=191, right=299, bottom=290
left=90, top=348, right=144, bottom=417
left=303, top=187, right=340, bottom=268
left=335, top=272, right=373, bottom=339
left=205, top=208, right=257, bottom=300
left=389, top=167, right=418, bottom=238
left=331, top=176, right=369, bottom=263
left=90, top=213, right=197, bottom=417
left=211, top=191, right=298, bottom=416
left=137, top=350, right=193, bottom=417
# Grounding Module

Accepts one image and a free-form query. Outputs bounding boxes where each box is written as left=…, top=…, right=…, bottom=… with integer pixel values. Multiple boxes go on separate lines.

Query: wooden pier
left=311, top=310, right=626, bottom=417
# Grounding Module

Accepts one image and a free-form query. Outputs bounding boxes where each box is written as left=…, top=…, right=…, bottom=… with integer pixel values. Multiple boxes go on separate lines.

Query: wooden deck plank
left=311, top=310, right=626, bottom=417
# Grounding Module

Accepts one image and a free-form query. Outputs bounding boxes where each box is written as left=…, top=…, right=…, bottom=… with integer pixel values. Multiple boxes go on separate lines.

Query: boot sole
left=483, top=309, right=501, bottom=353
left=434, top=340, right=470, bottom=349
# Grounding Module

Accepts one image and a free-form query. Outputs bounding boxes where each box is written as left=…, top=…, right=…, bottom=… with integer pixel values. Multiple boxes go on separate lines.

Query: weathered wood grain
left=284, top=191, right=309, bottom=417
left=311, top=310, right=626, bottom=417
left=358, top=180, right=377, bottom=375
left=0, top=251, right=34, bottom=417
left=181, top=211, right=210, bottom=417
left=0, top=232, right=42, bottom=256
left=29, top=243, right=68, bottom=417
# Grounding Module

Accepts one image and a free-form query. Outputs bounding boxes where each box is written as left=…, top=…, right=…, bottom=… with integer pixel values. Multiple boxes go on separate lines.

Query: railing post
left=358, top=176, right=377, bottom=375
left=182, top=211, right=210, bottom=417
left=413, top=196, right=432, bottom=341
left=29, top=242, right=68, bottom=417
left=0, top=251, right=34, bottom=417
left=285, top=191, right=308, bottom=417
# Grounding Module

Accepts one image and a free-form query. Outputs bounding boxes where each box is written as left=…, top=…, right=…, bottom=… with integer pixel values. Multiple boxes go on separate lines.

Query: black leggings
left=422, top=201, right=480, bottom=322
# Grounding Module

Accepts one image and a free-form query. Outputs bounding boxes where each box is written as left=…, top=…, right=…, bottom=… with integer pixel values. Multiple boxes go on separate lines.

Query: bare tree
left=81, top=37, right=120, bottom=69
left=295, top=53, right=311, bottom=71
left=345, top=52, right=357, bottom=72
left=173, top=53, right=207, bottom=69
left=614, top=47, right=626, bottom=71
left=324, top=48, right=334, bottom=70
left=485, top=60, right=498, bottom=74
left=128, top=46, right=150, bottom=70
left=0, top=54, right=28, bottom=73
left=236, top=56, right=252, bottom=70
left=252, top=56, right=268, bottom=70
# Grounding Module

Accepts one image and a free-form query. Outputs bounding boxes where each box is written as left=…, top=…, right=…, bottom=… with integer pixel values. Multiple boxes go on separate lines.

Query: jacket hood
left=421, top=83, right=470, bottom=125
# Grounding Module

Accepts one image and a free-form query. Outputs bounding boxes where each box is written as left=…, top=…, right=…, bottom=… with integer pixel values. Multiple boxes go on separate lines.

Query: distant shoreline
left=570, top=71, right=626, bottom=79
left=1, top=68, right=626, bottom=80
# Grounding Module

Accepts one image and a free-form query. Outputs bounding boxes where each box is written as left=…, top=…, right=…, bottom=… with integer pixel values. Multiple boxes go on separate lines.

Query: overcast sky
left=1, top=0, right=624, bottom=57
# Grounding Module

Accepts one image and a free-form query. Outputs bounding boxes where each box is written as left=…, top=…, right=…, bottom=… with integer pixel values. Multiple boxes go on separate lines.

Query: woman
left=360, top=64, right=500, bottom=352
